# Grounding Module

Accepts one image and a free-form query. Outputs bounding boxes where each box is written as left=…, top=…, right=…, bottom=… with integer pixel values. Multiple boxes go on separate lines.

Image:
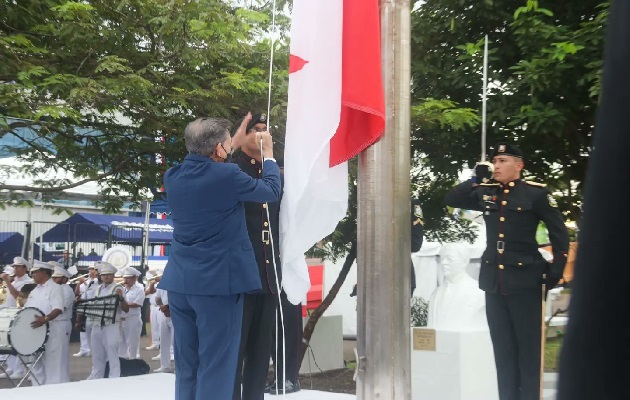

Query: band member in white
left=25, top=260, right=65, bottom=385
left=74, top=264, right=99, bottom=357
left=144, top=269, right=162, bottom=351
left=50, top=263, right=75, bottom=383
left=88, top=261, right=129, bottom=379
left=154, top=284, right=174, bottom=373
left=118, top=267, right=145, bottom=359
left=0, top=258, right=34, bottom=380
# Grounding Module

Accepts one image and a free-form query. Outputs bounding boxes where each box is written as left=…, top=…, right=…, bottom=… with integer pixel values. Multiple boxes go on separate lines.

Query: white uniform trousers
left=89, top=322, right=121, bottom=379
left=119, top=315, right=142, bottom=359
left=158, top=312, right=174, bottom=370
left=7, top=355, right=25, bottom=376
left=150, top=304, right=161, bottom=347
left=79, top=320, right=93, bottom=354
left=30, top=320, right=70, bottom=385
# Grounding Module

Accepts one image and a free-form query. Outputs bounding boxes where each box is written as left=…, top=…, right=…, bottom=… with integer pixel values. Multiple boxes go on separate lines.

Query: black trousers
left=270, top=291, right=303, bottom=385
left=233, top=292, right=278, bottom=400
left=486, top=292, right=543, bottom=400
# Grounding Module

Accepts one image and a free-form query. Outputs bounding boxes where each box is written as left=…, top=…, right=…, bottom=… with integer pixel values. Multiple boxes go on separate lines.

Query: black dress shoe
left=264, top=381, right=275, bottom=394
left=268, top=380, right=301, bottom=395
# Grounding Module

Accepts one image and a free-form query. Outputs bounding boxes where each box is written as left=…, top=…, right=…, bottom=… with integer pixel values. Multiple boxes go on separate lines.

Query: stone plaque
left=413, top=328, right=436, bottom=351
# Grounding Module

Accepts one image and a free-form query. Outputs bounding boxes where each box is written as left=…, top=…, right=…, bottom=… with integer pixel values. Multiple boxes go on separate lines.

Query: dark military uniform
left=410, top=199, right=424, bottom=295
left=268, top=290, right=303, bottom=394
left=445, top=175, right=569, bottom=400
left=351, top=198, right=424, bottom=297
left=233, top=150, right=282, bottom=400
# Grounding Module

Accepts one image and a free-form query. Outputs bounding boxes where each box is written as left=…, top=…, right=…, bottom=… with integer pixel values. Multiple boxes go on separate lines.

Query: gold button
left=499, top=233, right=504, bottom=238
left=262, top=204, right=267, bottom=209
left=266, top=260, right=270, bottom=264
left=500, top=217, right=505, bottom=222
left=250, top=159, right=256, bottom=164
left=509, top=182, right=515, bottom=187
left=499, top=265, right=505, bottom=270
left=264, top=222, right=268, bottom=227
left=486, top=206, right=490, bottom=209
left=517, top=207, right=522, bottom=211
left=504, top=189, right=509, bottom=194
left=517, top=262, right=523, bottom=266
left=501, top=201, right=507, bottom=206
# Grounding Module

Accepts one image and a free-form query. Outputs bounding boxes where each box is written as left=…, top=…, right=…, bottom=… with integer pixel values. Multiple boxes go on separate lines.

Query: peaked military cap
left=246, top=112, right=267, bottom=132
left=490, top=142, right=523, bottom=160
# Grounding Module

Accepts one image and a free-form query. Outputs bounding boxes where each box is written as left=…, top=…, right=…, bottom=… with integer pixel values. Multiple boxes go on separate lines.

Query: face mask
left=218, top=143, right=232, bottom=163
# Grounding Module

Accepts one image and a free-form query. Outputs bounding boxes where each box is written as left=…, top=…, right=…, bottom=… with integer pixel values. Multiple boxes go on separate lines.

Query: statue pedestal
left=411, top=328, right=499, bottom=400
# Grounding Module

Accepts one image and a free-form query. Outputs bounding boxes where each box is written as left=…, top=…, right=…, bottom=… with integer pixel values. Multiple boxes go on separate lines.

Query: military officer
left=444, top=143, right=569, bottom=400
left=350, top=197, right=424, bottom=298
left=232, top=112, right=283, bottom=400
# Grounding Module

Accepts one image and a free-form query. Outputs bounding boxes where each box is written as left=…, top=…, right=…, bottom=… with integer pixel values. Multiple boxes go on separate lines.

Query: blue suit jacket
left=159, top=153, right=281, bottom=296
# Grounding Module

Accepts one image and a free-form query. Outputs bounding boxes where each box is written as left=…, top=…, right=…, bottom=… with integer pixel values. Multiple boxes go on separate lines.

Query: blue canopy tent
left=0, top=232, right=55, bottom=263
left=37, top=213, right=174, bottom=244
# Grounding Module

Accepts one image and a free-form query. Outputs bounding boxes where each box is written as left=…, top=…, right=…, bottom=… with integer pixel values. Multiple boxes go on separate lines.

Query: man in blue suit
left=159, top=114, right=281, bottom=400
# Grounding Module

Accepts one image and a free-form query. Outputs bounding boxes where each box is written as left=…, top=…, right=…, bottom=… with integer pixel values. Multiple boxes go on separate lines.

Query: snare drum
left=0, top=307, right=49, bottom=355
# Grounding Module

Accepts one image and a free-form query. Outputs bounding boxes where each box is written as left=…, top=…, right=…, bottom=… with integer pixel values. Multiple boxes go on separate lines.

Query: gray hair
left=184, top=118, right=232, bottom=155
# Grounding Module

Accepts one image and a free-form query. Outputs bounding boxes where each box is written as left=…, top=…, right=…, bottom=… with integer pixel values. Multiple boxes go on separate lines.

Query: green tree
left=411, top=0, right=608, bottom=226
left=0, top=0, right=288, bottom=211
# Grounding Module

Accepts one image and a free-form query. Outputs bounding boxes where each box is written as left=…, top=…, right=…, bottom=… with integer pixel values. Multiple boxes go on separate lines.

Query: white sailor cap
left=3, top=265, right=15, bottom=276
left=88, top=263, right=98, bottom=270
left=121, top=266, right=141, bottom=278
left=52, top=266, right=72, bottom=279
left=12, top=256, right=31, bottom=269
left=48, top=261, right=64, bottom=269
left=96, top=261, right=117, bottom=275
left=31, top=260, right=54, bottom=272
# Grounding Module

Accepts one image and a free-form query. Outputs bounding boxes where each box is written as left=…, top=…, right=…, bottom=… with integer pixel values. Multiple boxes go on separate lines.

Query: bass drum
left=0, top=307, right=49, bottom=355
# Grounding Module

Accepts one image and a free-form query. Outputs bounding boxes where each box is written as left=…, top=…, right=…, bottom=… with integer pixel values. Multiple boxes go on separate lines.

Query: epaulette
left=525, top=181, right=547, bottom=188
left=479, top=182, right=500, bottom=187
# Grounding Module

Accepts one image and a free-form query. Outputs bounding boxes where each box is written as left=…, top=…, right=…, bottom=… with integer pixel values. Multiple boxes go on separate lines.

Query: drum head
left=102, top=246, right=132, bottom=270
left=9, top=307, right=48, bottom=355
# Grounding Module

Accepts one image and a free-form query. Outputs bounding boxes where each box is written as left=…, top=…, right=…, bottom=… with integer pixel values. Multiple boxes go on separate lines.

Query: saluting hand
left=231, top=111, right=253, bottom=152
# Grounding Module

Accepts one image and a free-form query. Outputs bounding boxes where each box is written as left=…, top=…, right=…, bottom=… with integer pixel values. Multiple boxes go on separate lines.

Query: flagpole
left=481, top=34, right=488, bottom=161
left=356, top=0, right=411, bottom=398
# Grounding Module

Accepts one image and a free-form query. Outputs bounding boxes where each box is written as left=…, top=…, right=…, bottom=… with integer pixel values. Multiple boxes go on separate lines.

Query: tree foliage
left=0, top=0, right=288, bottom=211
left=411, top=0, right=608, bottom=228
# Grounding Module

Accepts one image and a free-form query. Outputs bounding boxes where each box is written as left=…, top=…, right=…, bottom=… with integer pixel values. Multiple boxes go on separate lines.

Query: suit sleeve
left=443, top=180, right=484, bottom=211
left=534, top=189, right=570, bottom=283
left=233, top=160, right=282, bottom=203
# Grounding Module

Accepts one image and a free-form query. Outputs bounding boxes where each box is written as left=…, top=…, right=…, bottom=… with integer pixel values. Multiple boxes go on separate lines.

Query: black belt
left=492, top=241, right=539, bottom=253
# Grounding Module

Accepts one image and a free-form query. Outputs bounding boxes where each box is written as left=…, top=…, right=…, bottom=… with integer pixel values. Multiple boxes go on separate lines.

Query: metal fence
left=0, top=220, right=166, bottom=269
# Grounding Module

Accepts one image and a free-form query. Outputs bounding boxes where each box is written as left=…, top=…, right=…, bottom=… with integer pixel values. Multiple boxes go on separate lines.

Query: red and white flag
left=280, top=0, right=385, bottom=304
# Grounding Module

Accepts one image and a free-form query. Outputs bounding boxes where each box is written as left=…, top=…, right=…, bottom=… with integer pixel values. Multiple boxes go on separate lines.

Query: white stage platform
left=0, top=373, right=356, bottom=400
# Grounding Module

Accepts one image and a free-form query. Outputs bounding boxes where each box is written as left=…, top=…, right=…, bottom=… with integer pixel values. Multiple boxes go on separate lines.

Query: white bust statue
left=427, top=243, right=487, bottom=331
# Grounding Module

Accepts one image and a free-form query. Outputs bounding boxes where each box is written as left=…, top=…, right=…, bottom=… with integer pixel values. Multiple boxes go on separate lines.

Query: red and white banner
left=280, top=0, right=385, bottom=304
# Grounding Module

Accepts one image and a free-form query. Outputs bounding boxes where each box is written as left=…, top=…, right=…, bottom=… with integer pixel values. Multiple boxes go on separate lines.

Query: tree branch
left=0, top=163, right=126, bottom=193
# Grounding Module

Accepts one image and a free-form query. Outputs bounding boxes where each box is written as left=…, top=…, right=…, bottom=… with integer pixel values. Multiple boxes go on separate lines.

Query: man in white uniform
left=50, top=264, right=75, bottom=383
left=144, top=270, right=161, bottom=351
left=0, top=257, right=34, bottom=380
left=24, top=260, right=65, bottom=386
left=74, top=264, right=99, bottom=357
left=154, top=285, right=174, bottom=373
left=88, top=261, right=129, bottom=379
left=118, top=267, right=145, bottom=359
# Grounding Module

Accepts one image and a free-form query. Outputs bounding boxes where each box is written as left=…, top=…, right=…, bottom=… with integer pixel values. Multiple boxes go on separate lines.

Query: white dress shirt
left=4, top=274, right=34, bottom=307
left=25, top=278, right=64, bottom=316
